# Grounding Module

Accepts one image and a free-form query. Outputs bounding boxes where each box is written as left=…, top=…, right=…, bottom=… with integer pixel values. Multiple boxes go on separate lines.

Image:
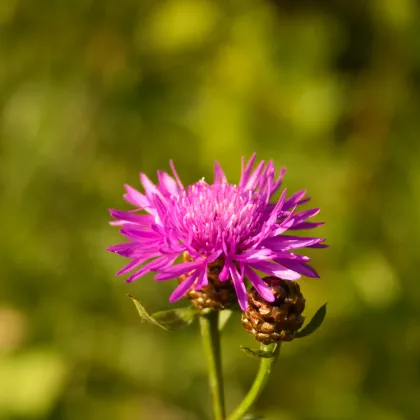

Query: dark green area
left=1, top=0, right=419, bottom=419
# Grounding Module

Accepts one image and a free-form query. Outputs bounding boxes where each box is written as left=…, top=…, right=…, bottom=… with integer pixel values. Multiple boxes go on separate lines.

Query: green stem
left=227, top=343, right=280, bottom=420
left=199, top=310, right=226, bottom=420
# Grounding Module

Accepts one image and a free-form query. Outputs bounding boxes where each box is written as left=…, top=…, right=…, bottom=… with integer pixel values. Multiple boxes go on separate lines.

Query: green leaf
left=240, top=345, right=278, bottom=359
left=152, top=307, right=198, bottom=330
left=128, top=295, right=170, bottom=330
left=218, top=310, right=233, bottom=331
left=295, top=302, right=327, bottom=338
left=128, top=295, right=198, bottom=331
left=241, top=415, right=266, bottom=420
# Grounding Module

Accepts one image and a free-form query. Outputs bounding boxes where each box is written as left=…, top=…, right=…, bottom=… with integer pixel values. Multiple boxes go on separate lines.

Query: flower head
left=108, top=154, right=326, bottom=310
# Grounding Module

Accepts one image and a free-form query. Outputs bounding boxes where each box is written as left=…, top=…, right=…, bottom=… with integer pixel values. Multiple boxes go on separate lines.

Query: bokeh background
left=1, top=0, right=419, bottom=419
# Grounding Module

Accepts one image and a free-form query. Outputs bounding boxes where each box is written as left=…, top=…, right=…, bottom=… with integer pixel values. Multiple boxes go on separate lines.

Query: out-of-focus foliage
left=1, top=0, right=419, bottom=419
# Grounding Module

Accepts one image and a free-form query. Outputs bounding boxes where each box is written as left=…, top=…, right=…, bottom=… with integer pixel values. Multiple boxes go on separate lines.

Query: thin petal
left=289, top=221, right=325, bottom=230
left=244, top=266, right=275, bottom=302
left=123, top=184, right=149, bottom=208
left=265, top=251, right=310, bottom=262
left=284, top=190, right=306, bottom=211
left=292, top=208, right=320, bottom=224
left=296, top=197, right=311, bottom=206
left=258, top=160, right=274, bottom=195
left=214, top=161, right=227, bottom=184
left=157, top=171, right=179, bottom=196
left=149, top=193, right=170, bottom=225
left=126, top=255, right=177, bottom=282
left=240, top=153, right=257, bottom=188
left=206, top=250, right=223, bottom=264
left=107, top=243, right=160, bottom=258
left=243, top=160, right=265, bottom=191
left=155, top=260, right=203, bottom=280
left=271, top=218, right=295, bottom=236
left=235, top=248, right=278, bottom=263
left=270, top=167, right=286, bottom=196
left=109, top=209, right=152, bottom=225
left=109, top=220, right=131, bottom=226
left=275, top=259, right=320, bottom=278
left=169, top=272, right=198, bottom=302
left=140, top=173, right=165, bottom=203
left=263, top=235, right=325, bottom=251
left=308, top=242, right=328, bottom=248
left=255, top=190, right=288, bottom=242
left=250, top=261, right=301, bottom=280
left=120, top=226, right=160, bottom=240
left=194, top=265, right=208, bottom=290
left=219, top=258, right=231, bottom=281
left=230, top=264, right=248, bottom=311
left=169, top=160, right=184, bottom=190
left=278, top=205, right=297, bottom=227
left=267, top=189, right=287, bottom=226
left=107, top=242, right=138, bottom=253
left=116, top=258, right=147, bottom=276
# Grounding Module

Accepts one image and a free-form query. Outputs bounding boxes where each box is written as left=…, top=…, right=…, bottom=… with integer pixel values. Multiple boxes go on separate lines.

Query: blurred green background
left=1, top=0, right=419, bottom=419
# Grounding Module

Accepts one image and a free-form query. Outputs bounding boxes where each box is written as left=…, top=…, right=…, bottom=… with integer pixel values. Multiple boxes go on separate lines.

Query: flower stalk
left=228, top=343, right=280, bottom=420
left=200, top=310, right=226, bottom=420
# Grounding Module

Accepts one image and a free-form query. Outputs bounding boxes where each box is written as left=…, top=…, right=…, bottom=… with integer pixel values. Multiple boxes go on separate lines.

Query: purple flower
left=108, top=154, right=326, bottom=310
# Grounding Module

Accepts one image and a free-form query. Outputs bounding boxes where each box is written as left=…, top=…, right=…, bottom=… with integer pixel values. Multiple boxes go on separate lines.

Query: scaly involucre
left=108, top=154, right=326, bottom=310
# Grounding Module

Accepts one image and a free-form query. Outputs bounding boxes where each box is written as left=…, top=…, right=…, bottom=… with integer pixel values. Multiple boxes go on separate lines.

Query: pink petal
left=126, top=255, right=177, bottom=282
left=270, top=167, right=286, bottom=196
left=194, top=266, right=208, bottom=290
left=219, top=258, right=231, bottom=281
left=123, top=184, right=149, bottom=208
left=214, top=161, right=228, bottom=184
left=289, top=221, right=325, bottom=230
left=169, top=272, right=198, bottom=302
left=157, top=171, right=179, bottom=196
left=107, top=243, right=160, bottom=258
left=120, top=226, right=160, bottom=240
left=292, top=208, right=320, bottom=224
left=140, top=173, right=162, bottom=200
left=284, top=190, right=306, bottom=211
left=230, top=264, right=248, bottom=311
left=154, top=261, right=202, bottom=281
left=264, top=235, right=325, bottom=251
left=308, top=242, right=328, bottom=248
left=109, top=209, right=151, bottom=225
left=169, top=160, right=184, bottom=190
left=240, top=153, right=257, bottom=188
left=116, top=258, right=147, bottom=276
left=275, top=259, right=320, bottom=278
left=244, top=266, right=275, bottom=302
left=250, top=261, right=301, bottom=280
left=242, top=160, right=265, bottom=191
left=235, top=248, right=277, bottom=263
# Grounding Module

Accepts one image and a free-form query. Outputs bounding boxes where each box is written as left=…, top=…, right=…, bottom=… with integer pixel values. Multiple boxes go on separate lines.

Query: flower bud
left=241, top=276, right=305, bottom=344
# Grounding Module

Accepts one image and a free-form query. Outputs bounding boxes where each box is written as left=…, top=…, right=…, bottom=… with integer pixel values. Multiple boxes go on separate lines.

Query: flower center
left=174, top=180, right=266, bottom=253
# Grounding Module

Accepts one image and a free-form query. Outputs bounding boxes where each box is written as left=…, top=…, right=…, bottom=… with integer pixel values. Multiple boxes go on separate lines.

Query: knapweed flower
left=108, top=154, right=326, bottom=311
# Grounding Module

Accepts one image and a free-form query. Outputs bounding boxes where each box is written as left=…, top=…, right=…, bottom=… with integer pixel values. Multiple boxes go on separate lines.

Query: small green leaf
left=128, top=295, right=198, bottom=331
left=295, top=302, right=327, bottom=338
left=240, top=345, right=278, bottom=358
left=218, top=310, right=233, bottom=331
left=128, top=295, right=170, bottom=331
left=152, top=307, right=198, bottom=330
left=241, top=415, right=266, bottom=420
